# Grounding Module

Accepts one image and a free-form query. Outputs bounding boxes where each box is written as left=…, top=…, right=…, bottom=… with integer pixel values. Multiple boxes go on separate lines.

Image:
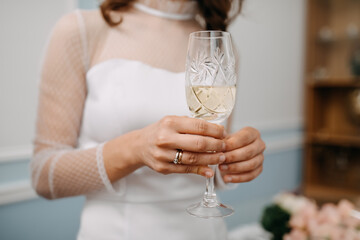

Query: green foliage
left=261, top=204, right=291, bottom=240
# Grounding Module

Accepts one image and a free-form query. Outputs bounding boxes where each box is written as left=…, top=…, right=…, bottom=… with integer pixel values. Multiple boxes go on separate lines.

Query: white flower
left=273, top=193, right=312, bottom=214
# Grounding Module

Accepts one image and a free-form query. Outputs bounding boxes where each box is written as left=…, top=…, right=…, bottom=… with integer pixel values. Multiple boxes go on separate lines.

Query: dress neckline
left=87, top=58, right=185, bottom=79
left=133, top=0, right=197, bottom=20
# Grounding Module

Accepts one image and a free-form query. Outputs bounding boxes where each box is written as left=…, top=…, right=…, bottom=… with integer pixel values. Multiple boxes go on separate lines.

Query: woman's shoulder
left=76, top=9, right=106, bottom=28
left=52, top=9, right=106, bottom=40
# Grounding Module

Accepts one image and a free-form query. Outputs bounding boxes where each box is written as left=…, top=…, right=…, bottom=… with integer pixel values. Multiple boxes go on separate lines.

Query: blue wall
left=0, top=160, right=29, bottom=184
left=0, top=197, right=84, bottom=240
left=77, top=0, right=98, bottom=9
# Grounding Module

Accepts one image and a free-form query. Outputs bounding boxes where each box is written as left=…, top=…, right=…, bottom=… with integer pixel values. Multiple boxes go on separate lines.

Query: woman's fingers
left=218, top=127, right=266, bottom=183
left=148, top=161, right=214, bottom=178
left=219, top=154, right=264, bottom=173
left=222, top=165, right=263, bottom=183
left=163, top=150, right=226, bottom=165
left=223, top=138, right=266, bottom=163
left=225, top=127, right=260, bottom=151
left=140, top=116, right=229, bottom=177
left=159, top=116, right=225, bottom=139
left=148, top=148, right=226, bottom=177
left=156, top=134, right=226, bottom=153
left=165, top=163, right=214, bottom=178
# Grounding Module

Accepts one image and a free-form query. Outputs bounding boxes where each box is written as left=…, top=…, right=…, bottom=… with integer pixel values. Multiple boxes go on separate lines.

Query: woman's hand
left=136, top=116, right=227, bottom=177
left=219, top=127, right=266, bottom=183
left=104, top=116, right=227, bottom=182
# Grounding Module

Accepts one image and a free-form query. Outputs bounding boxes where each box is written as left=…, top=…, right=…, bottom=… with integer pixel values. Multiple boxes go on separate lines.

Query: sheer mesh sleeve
left=30, top=11, right=116, bottom=199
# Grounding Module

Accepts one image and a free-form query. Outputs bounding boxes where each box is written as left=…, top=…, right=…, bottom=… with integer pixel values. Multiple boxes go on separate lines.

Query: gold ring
left=173, top=149, right=183, bottom=164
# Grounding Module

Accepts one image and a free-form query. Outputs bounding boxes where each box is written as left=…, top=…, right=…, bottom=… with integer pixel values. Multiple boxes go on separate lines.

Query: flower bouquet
left=261, top=193, right=360, bottom=240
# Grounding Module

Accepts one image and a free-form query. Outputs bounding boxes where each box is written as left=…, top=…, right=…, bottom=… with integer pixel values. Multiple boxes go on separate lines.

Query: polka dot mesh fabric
left=31, top=7, right=200, bottom=199
left=31, top=12, right=112, bottom=199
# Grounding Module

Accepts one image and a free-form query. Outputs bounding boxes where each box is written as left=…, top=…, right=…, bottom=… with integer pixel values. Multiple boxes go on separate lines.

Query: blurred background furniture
left=303, top=0, right=360, bottom=203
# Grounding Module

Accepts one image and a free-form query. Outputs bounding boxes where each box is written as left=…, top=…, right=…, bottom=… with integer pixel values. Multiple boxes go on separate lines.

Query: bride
left=31, top=0, right=265, bottom=239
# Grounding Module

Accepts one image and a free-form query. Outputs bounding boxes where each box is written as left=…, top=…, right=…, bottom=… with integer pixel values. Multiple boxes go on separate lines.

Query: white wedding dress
left=31, top=1, right=230, bottom=239
left=77, top=58, right=227, bottom=240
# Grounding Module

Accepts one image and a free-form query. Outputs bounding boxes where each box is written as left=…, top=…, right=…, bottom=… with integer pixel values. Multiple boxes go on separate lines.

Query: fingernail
left=222, top=142, right=226, bottom=151
left=224, top=176, right=232, bottom=182
left=219, top=154, right=226, bottom=163
left=223, top=129, right=227, bottom=138
left=220, top=164, right=228, bottom=170
left=205, top=171, right=213, bottom=178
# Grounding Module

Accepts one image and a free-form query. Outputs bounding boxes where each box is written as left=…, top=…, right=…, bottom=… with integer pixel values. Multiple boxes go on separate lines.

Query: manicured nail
left=220, top=164, right=228, bottom=170
left=205, top=171, right=213, bottom=178
left=219, top=154, right=226, bottom=163
left=224, top=176, right=232, bottom=182
left=222, top=142, right=226, bottom=151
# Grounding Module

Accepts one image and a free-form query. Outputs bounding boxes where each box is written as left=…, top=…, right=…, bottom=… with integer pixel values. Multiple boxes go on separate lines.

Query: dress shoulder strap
left=75, top=9, right=90, bottom=72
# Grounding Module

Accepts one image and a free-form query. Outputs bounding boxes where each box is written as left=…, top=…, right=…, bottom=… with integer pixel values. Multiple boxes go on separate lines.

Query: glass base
left=186, top=202, right=234, bottom=218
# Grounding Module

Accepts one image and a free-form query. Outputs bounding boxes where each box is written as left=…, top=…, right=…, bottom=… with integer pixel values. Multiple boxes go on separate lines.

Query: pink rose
left=284, top=229, right=307, bottom=240
left=290, top=212, right=306, bottom=229
left=338, top=199, right=354, bottom=218
left=343, top=216, right=360, bottom=229
left=267, top=195, right=360, bottom=240
left=306, top=218, right=319, bottom=233
left=343, top=228, right=360, bottom=240
left=303, top=202, right=318, bottom=221
left=317, top=203, right=340, bottom=225
left=309, top=223, right=341, bottom=239
left=290, top=200, right=318, bottom=230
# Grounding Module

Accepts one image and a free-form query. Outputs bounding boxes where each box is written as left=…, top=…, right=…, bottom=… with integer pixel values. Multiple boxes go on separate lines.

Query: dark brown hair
left=100, top=0, right=243, bottom=31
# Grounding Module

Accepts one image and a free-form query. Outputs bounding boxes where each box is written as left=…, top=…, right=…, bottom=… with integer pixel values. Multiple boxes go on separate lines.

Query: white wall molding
left=265, top=134, right=303, bottom=155
left=0, top=119, right=303, bottom=163
left=258, top=117, right=303, bottom=133
left=0, top=180, right=37, bottom=206
left=0, top=145, right=32, bottom=163
left=0, top=124, right=303, bottom=206
left=233, top=117, right=303, bottom=133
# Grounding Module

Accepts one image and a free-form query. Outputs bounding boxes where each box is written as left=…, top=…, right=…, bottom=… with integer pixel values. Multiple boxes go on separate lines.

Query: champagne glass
left=185, top=31, right=237, bottom=218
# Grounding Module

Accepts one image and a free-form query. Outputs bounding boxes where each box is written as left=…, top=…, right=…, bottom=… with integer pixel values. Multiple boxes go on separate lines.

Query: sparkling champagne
left=186, top=85, right=236, bottom=123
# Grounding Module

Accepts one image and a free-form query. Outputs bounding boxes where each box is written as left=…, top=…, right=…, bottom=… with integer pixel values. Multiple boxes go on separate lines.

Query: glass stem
left=202, top=165, right=218, bottom=207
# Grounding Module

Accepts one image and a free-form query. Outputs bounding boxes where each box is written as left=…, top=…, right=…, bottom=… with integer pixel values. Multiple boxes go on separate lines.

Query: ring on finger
left=173, top=149, right=183, bottom=165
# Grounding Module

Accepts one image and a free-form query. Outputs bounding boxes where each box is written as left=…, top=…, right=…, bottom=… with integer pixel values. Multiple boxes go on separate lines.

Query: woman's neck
left=134, top=0, right=197, bottom=20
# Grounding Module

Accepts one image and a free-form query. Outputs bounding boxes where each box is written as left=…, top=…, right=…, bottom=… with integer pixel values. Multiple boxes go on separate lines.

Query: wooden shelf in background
left=304, top=184, right=360, bottom=203
left=316, top=36, right=360, bottom=45
left=303, top=0, right=360, bottom=203
left=308, top=78, right=360, bottom=88
left=308, top=132, right=360, bottom=147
